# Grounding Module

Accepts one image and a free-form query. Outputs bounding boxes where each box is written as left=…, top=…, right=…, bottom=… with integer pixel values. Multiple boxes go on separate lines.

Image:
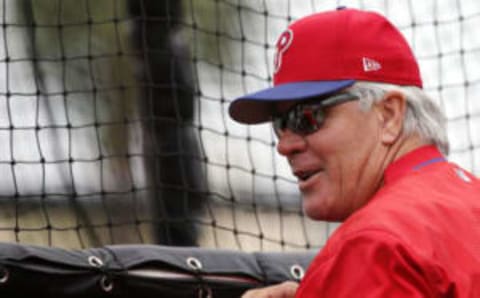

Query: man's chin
left=302, top=199, right=348, bottom=221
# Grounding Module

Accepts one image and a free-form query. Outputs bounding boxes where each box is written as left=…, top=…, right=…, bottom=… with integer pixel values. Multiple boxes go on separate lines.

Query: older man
left=229, top=8, right=480, bottom=298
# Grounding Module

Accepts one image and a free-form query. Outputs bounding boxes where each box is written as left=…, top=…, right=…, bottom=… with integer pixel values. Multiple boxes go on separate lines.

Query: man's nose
left=276, top=129, right=307, bottom=157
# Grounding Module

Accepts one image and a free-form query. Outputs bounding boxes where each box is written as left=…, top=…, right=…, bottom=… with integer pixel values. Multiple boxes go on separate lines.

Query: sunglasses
left=272, top=93, right=359, bottom=137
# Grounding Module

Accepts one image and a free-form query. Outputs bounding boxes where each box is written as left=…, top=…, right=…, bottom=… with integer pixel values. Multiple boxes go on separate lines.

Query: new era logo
left=363, top=57, right=382, bottom=72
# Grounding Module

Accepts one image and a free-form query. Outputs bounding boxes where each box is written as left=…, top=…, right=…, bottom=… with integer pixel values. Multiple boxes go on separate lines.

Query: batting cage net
left=0, top=0, right=479, bottom=296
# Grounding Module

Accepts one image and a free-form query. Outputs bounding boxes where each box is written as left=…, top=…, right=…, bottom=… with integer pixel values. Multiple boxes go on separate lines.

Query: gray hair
left=345, top=82, right=449, bottom=155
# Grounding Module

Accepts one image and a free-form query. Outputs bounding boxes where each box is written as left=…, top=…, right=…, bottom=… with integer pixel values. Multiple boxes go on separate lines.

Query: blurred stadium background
left=0, top=0, right=478, bottom=252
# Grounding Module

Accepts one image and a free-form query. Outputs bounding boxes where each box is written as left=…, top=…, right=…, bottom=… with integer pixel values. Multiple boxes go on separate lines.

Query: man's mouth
left=294, top=169, right=321, bottom=182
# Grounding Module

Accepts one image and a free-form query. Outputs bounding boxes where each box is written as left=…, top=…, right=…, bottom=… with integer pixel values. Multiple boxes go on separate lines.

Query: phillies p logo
left=274, top=29, right=293, bottom=74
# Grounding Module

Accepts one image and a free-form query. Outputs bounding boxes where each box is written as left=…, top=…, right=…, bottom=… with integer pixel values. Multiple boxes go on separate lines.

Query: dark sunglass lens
left=291, top=106, right=316, bottom=135
left=272, top=93, right=357, bottom=136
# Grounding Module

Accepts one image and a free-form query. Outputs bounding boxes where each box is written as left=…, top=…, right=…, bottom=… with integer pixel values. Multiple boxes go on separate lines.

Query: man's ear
left=375, top=90, right=407, bottom=145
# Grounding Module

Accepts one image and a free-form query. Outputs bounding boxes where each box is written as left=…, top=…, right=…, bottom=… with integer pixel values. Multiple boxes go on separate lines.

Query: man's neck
left=389, top=134, right=429, bottom=163
left=377, top=133, right=430, bottom=186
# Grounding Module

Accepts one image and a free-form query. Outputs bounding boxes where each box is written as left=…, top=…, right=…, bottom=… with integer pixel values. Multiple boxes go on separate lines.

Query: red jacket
left=296, top=146, right=480, bottom=297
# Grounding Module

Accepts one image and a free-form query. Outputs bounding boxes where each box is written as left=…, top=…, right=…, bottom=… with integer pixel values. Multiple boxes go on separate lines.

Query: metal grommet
left=88, top=255, right=104, bottom=268
left=100, top=275, right=114, bottom=293
left=186, top=256, right=203, bottom=271
left=290, top=264, right=305, bottom=281
left=0, top=267, right=9, bottom=284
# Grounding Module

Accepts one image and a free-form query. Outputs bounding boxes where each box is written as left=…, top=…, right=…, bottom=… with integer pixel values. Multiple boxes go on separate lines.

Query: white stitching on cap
left=274, top=29, right=294, bottom=74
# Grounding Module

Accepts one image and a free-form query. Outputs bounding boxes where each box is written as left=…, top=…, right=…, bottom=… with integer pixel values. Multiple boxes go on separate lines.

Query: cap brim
left=229, top=80, right=355, bottom=124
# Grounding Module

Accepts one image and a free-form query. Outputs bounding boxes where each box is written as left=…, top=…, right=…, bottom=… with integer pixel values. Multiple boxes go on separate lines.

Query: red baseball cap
left=229, top=8, right=422, bottom=124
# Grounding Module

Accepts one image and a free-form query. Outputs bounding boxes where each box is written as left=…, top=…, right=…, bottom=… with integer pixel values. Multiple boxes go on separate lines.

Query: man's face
left=275, top=97, right=385, bottom=221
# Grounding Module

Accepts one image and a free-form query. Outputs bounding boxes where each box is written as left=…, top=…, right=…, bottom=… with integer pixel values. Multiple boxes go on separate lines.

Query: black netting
left=0, top=0, right=478, bottom=250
